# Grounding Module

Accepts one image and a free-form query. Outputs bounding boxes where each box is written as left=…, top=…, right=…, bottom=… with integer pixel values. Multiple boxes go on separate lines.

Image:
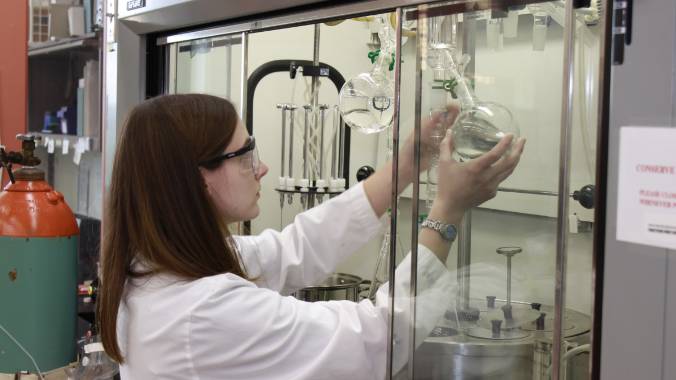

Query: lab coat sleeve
left=188, top=245, right=454, bottom=380
left=234, top=182, right=383, bottom=293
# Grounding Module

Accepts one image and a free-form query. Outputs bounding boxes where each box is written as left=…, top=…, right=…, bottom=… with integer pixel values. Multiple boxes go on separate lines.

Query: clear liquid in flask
left=339, top=73, right=394, bottom=134
left=452, top=102, right=519, bottom=161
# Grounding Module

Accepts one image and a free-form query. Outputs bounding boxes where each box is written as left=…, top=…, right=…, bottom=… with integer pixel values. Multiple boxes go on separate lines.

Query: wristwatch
left=421, top=219, right=458, bottom=242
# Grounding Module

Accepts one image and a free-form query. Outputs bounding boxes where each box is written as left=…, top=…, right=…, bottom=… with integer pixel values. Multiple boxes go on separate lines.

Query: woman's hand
left=420, top=130, right=525, bottom=263
left=399, top=103, right=461, bottom=181
left=433, top=130, right=526, bottom=220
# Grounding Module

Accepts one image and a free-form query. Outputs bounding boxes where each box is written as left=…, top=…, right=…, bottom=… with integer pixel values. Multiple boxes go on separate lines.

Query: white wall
left=172, top=13, right=601, bottom=315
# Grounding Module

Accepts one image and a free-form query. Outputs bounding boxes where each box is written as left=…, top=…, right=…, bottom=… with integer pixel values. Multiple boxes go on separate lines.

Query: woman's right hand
left=433, top=130, right=526, bottom=220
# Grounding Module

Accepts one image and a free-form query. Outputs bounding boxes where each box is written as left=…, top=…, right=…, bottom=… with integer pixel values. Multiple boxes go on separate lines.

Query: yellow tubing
left=324, top=13, right=416, bottom=38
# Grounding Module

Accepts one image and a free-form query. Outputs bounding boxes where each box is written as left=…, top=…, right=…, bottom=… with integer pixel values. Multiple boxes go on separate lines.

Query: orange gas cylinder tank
left=0, top=135, right=79, bottom=372
left=0, top=173, right=78, bottom=237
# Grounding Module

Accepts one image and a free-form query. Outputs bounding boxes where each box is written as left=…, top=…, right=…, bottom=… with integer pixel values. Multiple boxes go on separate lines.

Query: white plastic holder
left=486, top=18, right=504, bottom=50
left=298, top=179, right=310, bottom=192
left=329, top=178, right=340, bottom=192
left=332, top=178, right=346, bottom=192
left=285, top=177, right=296, bottom=191
left=316, top=179, right=327, bottom=193
left=504, top=11, right=519, bottom=38
left=532, top=12, right=549, bottom=51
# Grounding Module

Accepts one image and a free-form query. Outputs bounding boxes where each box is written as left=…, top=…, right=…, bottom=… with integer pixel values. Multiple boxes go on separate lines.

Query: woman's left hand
left=363, top=102, right=460, bottom=217
left=399, top=102, right=461, bottom=183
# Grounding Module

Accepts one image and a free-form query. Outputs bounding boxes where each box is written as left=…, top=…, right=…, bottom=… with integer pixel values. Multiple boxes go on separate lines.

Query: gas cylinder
left=0, top=135, right=79, bottom=373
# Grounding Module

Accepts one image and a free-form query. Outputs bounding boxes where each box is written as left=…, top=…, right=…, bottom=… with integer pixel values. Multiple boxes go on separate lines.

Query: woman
left=98, top=94, right=525, bottom=379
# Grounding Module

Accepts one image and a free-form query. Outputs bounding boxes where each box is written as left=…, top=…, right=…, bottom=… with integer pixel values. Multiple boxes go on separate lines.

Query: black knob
left=572, top=184, right=595, bottom=209
left=356, top=165, right=375, bottom=182
left=501, top=304, right=513, bottom=320
left=536, top=312, right=547, bottom=330
left=491, top=319, right=502, bottom=337
left=486, top=296, right=496, bottom=309
left=531, top=302, right=542, bottom=311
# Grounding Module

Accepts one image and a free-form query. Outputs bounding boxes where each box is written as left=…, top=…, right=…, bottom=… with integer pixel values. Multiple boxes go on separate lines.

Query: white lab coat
left=117, top=182, right=455, bottom=379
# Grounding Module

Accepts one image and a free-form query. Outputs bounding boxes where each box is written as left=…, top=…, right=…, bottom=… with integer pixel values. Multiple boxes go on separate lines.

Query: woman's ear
left=199, top=167, right=212, bottom=193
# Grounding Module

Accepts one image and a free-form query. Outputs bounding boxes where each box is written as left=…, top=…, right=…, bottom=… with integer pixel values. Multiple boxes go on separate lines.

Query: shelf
left=28, top=33, right=99, bottom=57
left=33, top=132, right=100, bottom=153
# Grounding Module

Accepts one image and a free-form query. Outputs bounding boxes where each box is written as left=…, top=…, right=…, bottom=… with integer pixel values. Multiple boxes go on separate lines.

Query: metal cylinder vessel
left=0, top=167, right=79, bottom=373
left=293, top=273, right=369, bottom=302
left=403, top=304, right=590, bottom=380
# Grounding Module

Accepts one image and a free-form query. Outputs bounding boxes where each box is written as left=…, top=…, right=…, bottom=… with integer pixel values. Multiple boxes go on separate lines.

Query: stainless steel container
left=293, top=273, right=369, bottom=302
left=402, top=304, right=590, bottom=380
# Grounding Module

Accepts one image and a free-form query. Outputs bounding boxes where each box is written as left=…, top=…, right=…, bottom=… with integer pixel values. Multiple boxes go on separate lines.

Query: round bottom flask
left=451, top=102, right=519, bottom=161
left=339, top=73, right=394, bottom=134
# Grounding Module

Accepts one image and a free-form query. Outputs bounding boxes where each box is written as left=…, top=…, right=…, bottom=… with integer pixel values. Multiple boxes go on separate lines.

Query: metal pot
left=405, top=305, right=591, bottom=380
left=293, top=273, right=370, bottom=302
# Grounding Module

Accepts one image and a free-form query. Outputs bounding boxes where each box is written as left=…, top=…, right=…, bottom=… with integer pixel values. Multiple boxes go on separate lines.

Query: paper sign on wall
left=617, top=127, right=676, bottom=250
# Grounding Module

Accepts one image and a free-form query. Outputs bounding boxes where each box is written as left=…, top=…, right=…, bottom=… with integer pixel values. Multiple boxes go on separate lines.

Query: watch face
left=443, top=225, right=457, bottom=241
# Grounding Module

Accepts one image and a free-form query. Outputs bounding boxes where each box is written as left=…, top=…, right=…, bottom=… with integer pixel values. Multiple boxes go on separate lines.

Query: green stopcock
left=368, top=49, right=396, bottom=71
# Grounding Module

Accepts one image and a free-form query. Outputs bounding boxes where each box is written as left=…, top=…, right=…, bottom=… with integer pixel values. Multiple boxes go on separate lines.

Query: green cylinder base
left=0, top=236, right=78, bottom=373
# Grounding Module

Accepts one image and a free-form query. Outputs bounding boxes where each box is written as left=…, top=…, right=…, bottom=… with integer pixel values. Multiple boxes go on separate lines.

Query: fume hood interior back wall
left=168, top=12, right=600, bottom=314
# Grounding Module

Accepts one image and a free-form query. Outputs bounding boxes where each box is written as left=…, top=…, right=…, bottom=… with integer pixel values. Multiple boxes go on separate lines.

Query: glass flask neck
left=372, top=14, right=395, bottom=78
left=441, top=48, right=477, bottom=109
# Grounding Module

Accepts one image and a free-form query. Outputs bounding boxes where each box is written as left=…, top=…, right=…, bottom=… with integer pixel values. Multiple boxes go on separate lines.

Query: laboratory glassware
left=425, top=15, right=520, bottom=161
left=367, top=225, right=405, bottom=301
left=339, top=15, right=395, bottom=134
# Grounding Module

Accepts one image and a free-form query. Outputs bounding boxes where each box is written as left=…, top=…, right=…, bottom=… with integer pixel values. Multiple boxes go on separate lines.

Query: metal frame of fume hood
left=114, top=0, right=611, bottom=379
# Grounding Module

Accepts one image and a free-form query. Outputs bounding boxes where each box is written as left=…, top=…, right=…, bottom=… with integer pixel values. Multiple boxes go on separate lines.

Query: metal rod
left=338, top=118, right=345, bottom=178
left=495, top=298, right=532, bottom=306
left=498, top=187, right=572, bottom=197
left=289, top=107, right=296, bottom=178
left=239, top=32, right=248, bottom=124
left=319, top=105, right=327, bottom=179
left=277, top=104, right=288, bottom=177
left=507, top=255, right=512, bottom=305
left=552, top=0, right=576, bottom=378
left=457, top=12, right=477, bottom=313
left=303, top=105, right=311, bottom=179
left=386, top=8, right=403, bottom=380
left=331, top=106, right=338, bottom=178
left=311, top=24, right=321, bottom=181
left=420, top=181, right=579, bottom=198
left=590, top=1, right=613, bottom=377
left=407, top=7, right=423, bottom=379
left=457, top=213, right=472, bottom=310
left=225, top=43, right=232, bottom=98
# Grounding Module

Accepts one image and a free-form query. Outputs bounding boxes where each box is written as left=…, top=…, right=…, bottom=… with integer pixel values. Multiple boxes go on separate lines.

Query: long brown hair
left=97, top=94, right=248, bottom=363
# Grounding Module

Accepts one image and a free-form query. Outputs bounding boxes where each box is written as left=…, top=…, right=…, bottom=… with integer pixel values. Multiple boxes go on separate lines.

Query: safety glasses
left=199, top=136, right=260, bottom=174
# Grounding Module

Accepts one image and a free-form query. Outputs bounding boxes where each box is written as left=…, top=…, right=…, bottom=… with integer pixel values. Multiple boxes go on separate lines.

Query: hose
left=546, top=343, right=591, bottom=379
left=0, top=322, right=45, bottom=380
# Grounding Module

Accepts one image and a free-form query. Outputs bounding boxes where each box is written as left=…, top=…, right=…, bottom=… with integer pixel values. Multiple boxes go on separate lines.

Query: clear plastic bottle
left=339, top=15, right=395, bottom=134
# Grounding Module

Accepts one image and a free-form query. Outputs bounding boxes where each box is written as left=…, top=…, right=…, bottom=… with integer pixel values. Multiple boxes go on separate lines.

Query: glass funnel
left=339, top=15, right=395, bottom=134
